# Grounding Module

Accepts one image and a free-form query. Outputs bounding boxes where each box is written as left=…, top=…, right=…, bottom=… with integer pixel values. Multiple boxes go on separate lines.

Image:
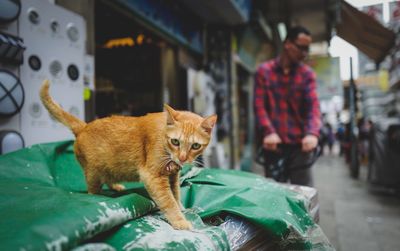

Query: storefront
left=96, top=1, right=161, bottom=117
left=94, top=0, right=202, bottom=118
left=56, top=0, right=241, bottom=169
left=232, top=24, right=274, bottom=170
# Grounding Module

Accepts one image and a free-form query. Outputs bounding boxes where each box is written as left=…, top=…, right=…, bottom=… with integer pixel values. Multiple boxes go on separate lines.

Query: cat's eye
left=191, top=143, right=201, bottom=150
left=171, top=138, right=180, bottom=146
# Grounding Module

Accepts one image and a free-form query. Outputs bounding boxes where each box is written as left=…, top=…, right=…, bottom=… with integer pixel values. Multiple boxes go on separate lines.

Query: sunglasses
left=292, top=42, right=310, bottom=53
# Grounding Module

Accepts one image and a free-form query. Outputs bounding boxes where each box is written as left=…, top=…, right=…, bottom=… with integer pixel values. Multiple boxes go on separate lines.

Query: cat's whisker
left=159, top=157, right=171, bottom=163
left=159, top=159, right=172, bottom=167
left=192, top=159, right=204, bottom=168
left=159, top=155, right=173, bottom=163
left=194, top=159, right=204, bottom=165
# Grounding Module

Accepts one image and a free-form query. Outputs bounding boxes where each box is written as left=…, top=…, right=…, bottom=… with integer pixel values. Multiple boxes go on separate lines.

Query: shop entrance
left=95, top=1, right=164, bottom=118
left=236, top=64, right=254, bottom=170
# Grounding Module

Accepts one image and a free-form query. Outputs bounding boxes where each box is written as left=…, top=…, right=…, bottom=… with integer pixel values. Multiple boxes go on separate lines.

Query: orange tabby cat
left=39, top=80, right=217, bottom=230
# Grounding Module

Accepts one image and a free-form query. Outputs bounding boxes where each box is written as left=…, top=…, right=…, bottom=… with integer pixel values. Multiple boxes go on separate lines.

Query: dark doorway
left=95, top=1, right=163, bottom=117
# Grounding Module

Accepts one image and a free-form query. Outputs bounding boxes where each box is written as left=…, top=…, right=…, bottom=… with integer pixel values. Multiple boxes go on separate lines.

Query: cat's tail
left=40, top=80, right=86, bottom=136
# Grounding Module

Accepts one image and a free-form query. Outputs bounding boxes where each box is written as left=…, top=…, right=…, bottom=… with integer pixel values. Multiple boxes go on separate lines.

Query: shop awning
left=336, top=0, right=395, bottom=64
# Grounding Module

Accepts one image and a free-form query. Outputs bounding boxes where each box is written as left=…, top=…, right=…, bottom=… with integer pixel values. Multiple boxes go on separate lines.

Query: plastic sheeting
left=368, top=118, right=400, bottom=190
left=0, top=141, right=334, bottom=250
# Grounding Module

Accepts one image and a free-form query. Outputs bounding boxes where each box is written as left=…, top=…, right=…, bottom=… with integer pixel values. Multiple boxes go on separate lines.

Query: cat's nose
left=178, top=154, right=187, bottom=163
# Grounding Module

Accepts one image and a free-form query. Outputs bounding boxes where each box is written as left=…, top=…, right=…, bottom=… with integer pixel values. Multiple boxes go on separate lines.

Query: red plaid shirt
left=254, top=58, right=321, bottom=144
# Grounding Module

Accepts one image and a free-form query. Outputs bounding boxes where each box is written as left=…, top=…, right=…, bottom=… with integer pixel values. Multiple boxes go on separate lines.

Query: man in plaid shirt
left=254, top=26, right=322, bottom=186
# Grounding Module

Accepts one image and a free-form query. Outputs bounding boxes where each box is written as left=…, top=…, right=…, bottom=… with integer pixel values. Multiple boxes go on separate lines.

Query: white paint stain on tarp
left=71, top=243, right=116, bottom=251
left=180, top=167, right=203, bottom=184
left=123, top=216, right=222, bottom=251
left=83, top=202, right=132, bottom=238
left=45, top=235, right=68, bottom=251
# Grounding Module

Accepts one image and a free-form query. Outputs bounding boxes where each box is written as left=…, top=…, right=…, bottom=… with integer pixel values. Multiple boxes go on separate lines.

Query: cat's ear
left=164, top=104, right=177, bottom=125
left=201, top=115, right=217, bottom=134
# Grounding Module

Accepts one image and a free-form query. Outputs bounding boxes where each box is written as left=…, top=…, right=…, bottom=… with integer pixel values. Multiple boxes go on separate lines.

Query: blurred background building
left=0, top=0, right=398, bottom=175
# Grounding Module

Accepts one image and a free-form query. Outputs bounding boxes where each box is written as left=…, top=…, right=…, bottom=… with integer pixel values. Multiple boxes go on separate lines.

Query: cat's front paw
left=171, top=219, right=193, bottom=230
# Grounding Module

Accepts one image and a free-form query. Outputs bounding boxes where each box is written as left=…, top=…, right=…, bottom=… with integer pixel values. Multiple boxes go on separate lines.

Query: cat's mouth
left=166, top=160, right=182, bottom=172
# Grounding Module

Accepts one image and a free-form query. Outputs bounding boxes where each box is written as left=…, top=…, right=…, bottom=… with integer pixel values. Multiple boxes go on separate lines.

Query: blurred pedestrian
left=319, top=122, right=335, bottom=154
left=326, top=123, right=335, bottom=154
left=336, top=122, right=345, bottom=156
left=342, top=122, right=352, bottom=164
left=319, top=122, right=328, bottom=156
left=254, top=26, right=322, bottom=187
left=358, top=117, right=372, bottom=165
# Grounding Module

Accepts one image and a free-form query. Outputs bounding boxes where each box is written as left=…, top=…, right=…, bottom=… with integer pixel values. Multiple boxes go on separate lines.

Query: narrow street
left=314, top=147, right=400, bottom=251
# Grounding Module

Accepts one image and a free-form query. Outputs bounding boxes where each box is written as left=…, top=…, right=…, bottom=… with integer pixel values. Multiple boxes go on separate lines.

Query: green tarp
left=0, top=141, right=334, bottom=250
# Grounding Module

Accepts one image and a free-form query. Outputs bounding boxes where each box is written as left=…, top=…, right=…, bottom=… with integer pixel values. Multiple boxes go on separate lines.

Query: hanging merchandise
left=0, top=1, right=25, bottom=65
left=0, top=69, right=24, bottom=117
left=0, top=0, right=21, bottom=24
left=0, top=0, right=23, bottom=155
left=17, top=0, right=86, bottom=147
left=0, top=32, right=25, bottom=65
left=0, top=130, right=24, bottom=154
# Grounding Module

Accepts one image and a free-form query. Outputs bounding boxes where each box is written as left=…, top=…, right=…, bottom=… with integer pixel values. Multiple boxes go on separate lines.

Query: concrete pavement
left=314, top=152, right=400, bottom=251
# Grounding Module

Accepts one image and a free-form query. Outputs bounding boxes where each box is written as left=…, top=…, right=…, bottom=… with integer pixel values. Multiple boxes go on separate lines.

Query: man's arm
left=304, top=71, right=322, bottom=137
left=302, top=70, right=322, bottom=152
left=254, top=66, right=281, bottom=151
left=254, top=66, right=276, bottom=136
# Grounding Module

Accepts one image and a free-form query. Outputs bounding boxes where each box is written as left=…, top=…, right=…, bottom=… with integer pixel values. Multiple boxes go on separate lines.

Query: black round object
left=50, top=20, right=60, bottom=33
left=0, top=0, right=21, bottom=24
left=28, top=55, right=41, bottom=71
left=0, top=69, right=24, bottom=117
left=67, top=64, right=79, bottom=81
left=28, top=8, right=40, bottom=25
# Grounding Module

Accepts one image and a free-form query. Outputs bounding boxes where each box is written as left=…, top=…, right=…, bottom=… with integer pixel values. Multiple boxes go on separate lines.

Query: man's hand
left=263, top=133, right=282, bottom=151
left=302, top=135, right=318, bottom=152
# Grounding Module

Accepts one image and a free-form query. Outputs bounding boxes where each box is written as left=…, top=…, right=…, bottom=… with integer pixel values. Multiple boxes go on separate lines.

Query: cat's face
left=164, top=104, right=217, bottom=167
